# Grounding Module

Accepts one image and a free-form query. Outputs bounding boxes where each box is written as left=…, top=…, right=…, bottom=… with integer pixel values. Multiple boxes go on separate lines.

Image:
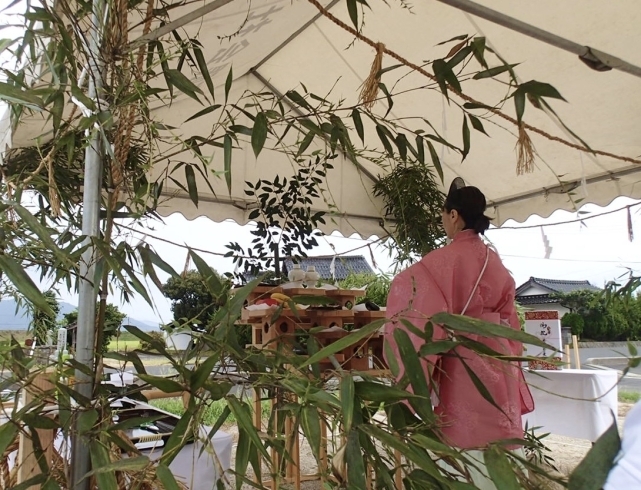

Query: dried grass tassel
left=359, top=42, right=385, bottom=110
left=182, top=250, right=191, bottom=277
left=47, top=154, right=61, bottom=217
left=516, top=124, right=535, bottom=175
left=627, top=206, right=634, bottom=242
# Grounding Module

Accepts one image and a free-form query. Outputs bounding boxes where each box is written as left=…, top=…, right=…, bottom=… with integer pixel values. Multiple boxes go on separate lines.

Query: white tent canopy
left=7, top=0, right=641, bottom=237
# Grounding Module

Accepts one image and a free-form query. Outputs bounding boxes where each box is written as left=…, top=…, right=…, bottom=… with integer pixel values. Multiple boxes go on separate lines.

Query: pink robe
left=383, top=230, right=534, bottom=449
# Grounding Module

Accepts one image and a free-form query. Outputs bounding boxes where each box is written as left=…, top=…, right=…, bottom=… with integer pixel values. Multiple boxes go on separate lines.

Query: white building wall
left=518, top=285, right=552, bottom=296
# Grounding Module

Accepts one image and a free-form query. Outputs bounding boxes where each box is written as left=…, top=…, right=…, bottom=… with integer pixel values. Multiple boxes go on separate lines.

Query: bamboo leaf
left=86, top=455, right=150, bottom=476
left=190, top=352, right=220, bottom=391
left=227, top=397, right=270, bottom=460
left=393, top=329, right=434, bottom=422
left=184, top=164, right=198, bottom=206
left=224, top=66, right=233, bottom=102
left=189, top=249, right=224, bottom=296
left=77, top=409, right=98, bottom=435
left=224, top=133, right=232, bottom=194
left=0, top=423, right=17, bottom=456
left=165, top=69, right=203, bottom=102
left=464, top=102, right=492, bottom=110
left=0, top=256, right=53, bottom=316
left=0, top=81, right=43, bottom=109
left=302, top=319, right=385, bottom=367
left=473, top=64, right=519, bottom=80
left=296, top=131, right=315, bottom=156
left=418, top=340, right=459, bottom=357
left=432, top=312, right=556, bottom=350
left=162, top=411, right=192, bottom=465
left=437, top=34, right=468, bottom=46
left=513, top=88, right=526, bottom=124
left=383, top=340, right=400, bottom=378
left=347, top=0, right=359, bottom=29
left=459, top=357, right=503, bottom=412
left=251, top=112, right=268, bottom=158
left=432, top=59, right=449, bottom=100
left=462, top=115, right=470, bottom=160
left=286, top=90, right=312, bottom=111
left=519, top=80, right=566, bottom=101
left=447, top=45, right=472, bottom=69
left=346, top=430, right=367, bottom=488
left=359, top=425, right=441, bottom=477
left=378, top=82, right=394, bottom=117
left=234, top=429, right=250, bottom=490
left=341, top=376, right=355, bottom=433
left=70, top=85, right=95, bottom=112
left=193, top=45, right=214, bottom=100
left=568, top=419, right=620, bottom=490
left=137, top=374, right=183, bottom=393
left=426, top=140, right=443, bottom=183
left=300, top=405, right=322, bottom=461
left=468, top=114, right=488, bottom=135
left=185, top=104, right=221, bottom=123
left=354, top=380, right=419, bottom=403
left=0, top=38, right=16, bottom=55
left=376, top=125, right=394, bottom=157
left=352, top=109, right=364, bottom=142
left=156, top=464, right=181, bottom=490
left=88, top=440, right=119, bottom=489
left=483, top=446, right=521, bottom=490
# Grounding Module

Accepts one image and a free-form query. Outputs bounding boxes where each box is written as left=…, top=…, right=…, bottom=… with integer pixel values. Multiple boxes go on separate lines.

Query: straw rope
left=306, top=0, right=641, bottom=167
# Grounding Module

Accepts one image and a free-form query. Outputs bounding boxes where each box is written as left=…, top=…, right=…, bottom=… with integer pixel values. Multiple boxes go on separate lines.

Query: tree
left=62, top=303, right=126, bottom=353
left=29, top=291, right=60, bottom=345
left=339, top=273, right=391, bottom=307
left=162, top=270, right=226, bottom=328
left=556, top=290, right=636, bottom=341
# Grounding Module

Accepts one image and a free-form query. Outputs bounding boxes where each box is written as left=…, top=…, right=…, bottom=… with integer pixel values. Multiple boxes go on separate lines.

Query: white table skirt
left=523, top=369, right=618, bottom=442
left=3, top=399, right=233, bottom=490
left=125, top=399, right=234, bottom=489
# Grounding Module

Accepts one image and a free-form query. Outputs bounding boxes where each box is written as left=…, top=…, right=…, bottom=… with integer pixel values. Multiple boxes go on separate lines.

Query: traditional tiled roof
left=516, top=277, right=601, bottom=296
left=516, top=294, right=561, bottom=306
left=283, top=255, right=374, bottom=281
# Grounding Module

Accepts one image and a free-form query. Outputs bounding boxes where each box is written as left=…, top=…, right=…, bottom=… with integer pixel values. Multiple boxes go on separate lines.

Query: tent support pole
left=126, top=0, right=235, bottom=52
left=70, top=0, right=106, bottom=488
left=435, top=0, right=641, bottom=79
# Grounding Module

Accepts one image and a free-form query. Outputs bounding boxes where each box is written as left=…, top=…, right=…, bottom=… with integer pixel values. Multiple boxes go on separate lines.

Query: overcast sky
left=59, top=196, right=637, bottom=326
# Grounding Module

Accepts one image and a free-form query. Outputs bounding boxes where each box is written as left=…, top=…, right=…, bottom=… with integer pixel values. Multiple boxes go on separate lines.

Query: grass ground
left=151, top=397, right=272, bottom=425
left=618, top=390, right=641, bottom=404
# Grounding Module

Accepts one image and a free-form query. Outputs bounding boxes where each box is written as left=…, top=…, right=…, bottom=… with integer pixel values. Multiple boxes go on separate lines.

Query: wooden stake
left=564, top=344, right=571, bottom=368
left=253, top=388, right=262, bottom=485
left=394, top=449, right=402, bottom=489
left=572, top=335, right=581, bottom=369
left=17, top=370, right=56, bottom=490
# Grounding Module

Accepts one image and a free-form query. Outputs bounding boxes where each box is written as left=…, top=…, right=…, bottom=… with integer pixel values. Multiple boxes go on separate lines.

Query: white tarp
left=7, top=0, right=641, bottom=237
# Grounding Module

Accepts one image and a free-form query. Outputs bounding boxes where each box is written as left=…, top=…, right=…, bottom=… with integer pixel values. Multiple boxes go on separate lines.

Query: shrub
left=562, top=312, right=585, bottom=337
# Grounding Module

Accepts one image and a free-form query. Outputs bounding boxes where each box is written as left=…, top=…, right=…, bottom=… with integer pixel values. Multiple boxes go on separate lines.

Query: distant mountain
left=0, top=300, right=158, bottom=331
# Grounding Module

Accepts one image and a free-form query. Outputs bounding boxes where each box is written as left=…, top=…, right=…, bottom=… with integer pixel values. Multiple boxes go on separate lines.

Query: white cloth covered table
left=523, top=369, right=618, bottom=442
left=2, top=398, right=234, bottom=490
left=122, top=399, right=234, bottom=489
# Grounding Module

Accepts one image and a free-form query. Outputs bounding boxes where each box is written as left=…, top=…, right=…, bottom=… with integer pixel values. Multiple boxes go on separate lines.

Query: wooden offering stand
left=235, top=284, right=390, bottom=489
